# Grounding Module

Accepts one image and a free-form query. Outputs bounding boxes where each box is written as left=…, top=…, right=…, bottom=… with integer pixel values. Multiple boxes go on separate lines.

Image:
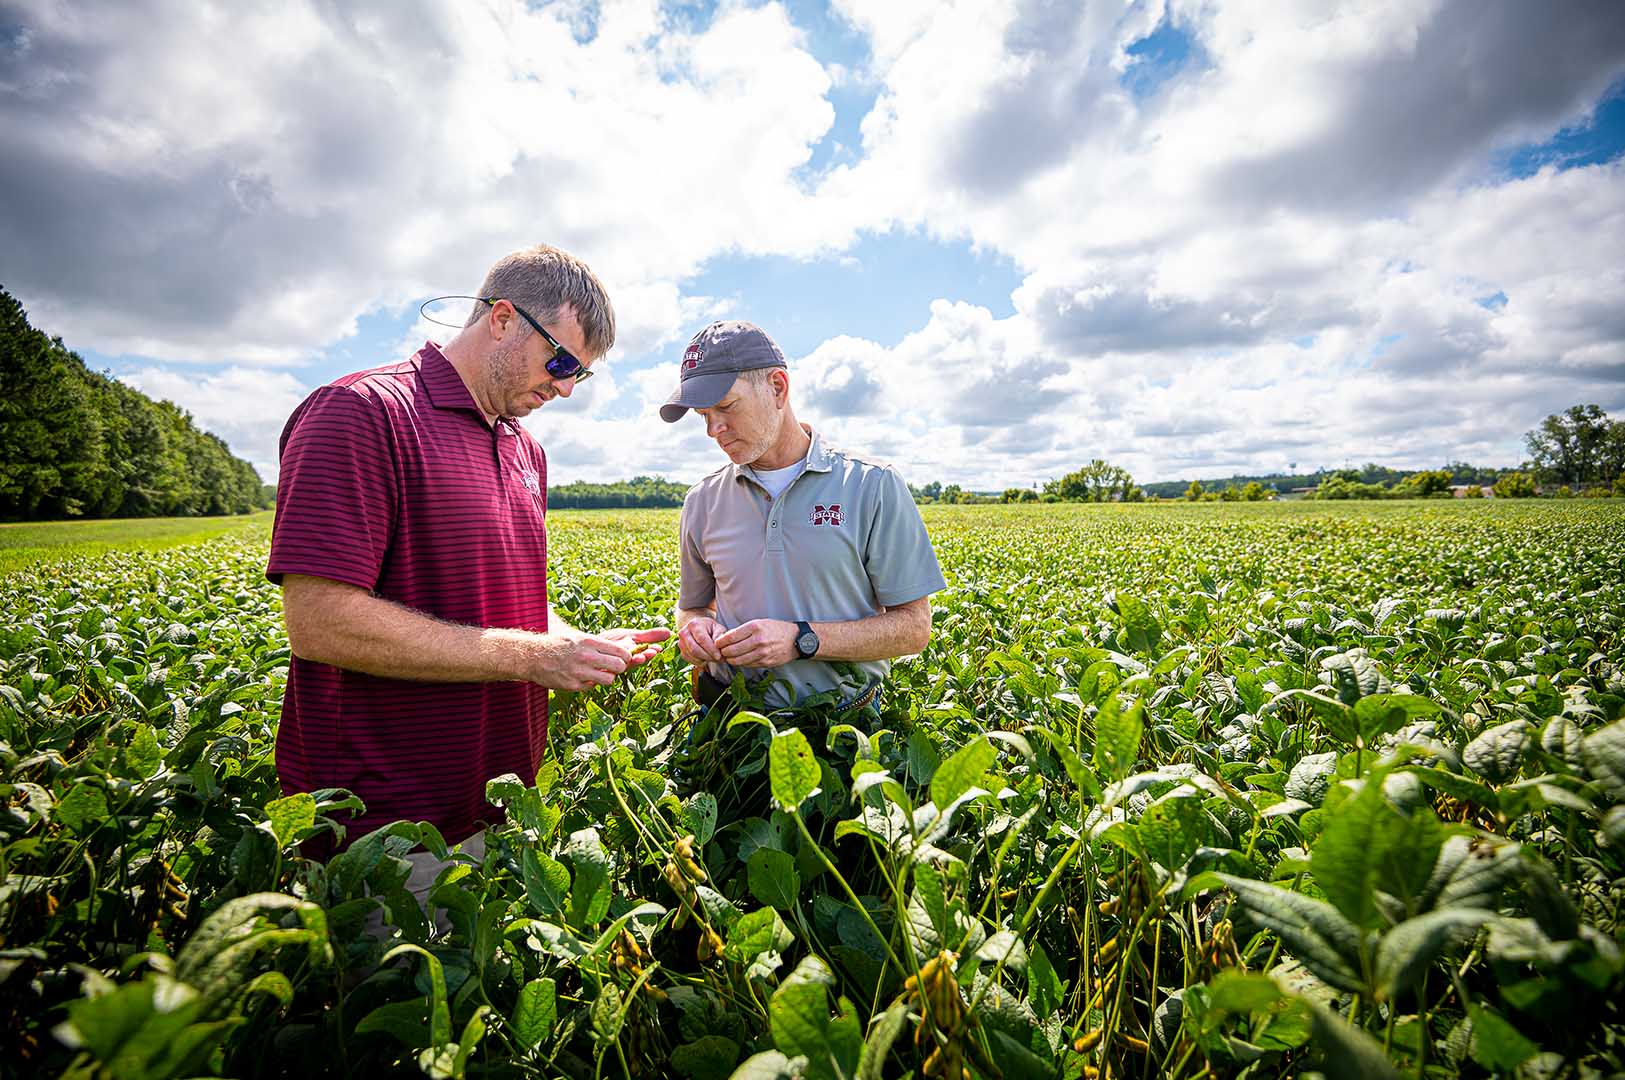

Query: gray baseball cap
left=659, top=320, right=786, bottom=422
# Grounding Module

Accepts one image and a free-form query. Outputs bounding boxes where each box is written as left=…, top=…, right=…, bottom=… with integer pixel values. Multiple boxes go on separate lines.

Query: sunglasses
left=479, top=297, right=593, bottom=383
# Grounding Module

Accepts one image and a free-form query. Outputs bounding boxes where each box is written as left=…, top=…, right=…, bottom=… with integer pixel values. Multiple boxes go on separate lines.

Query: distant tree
left=1045, top=459, right=1138, bottom=503
left=919, top=481, right=944, bottom=503
left=1462, top=485, right=1484, bottom=499
left=1314, top=474, right=1389, bottom=500
left=1493, top=471, right=1538, bottom=498
left=1240, top=481, right=1267, bottom=501
left=1393, top=469, right=1454, bottom=498
left=1218, top=484, right=1241, bottom=502
left=1525, top=404, right=1617, bottom=487
left=0, top=287, right=268, bottom=520
left=1184, top=480, right=1203, bottom=502
left=1001, top=487, right=1039, bottom=503
left=1616, top=475, right=1625, bottom=498
left=548, top=475, right=690, bottom=509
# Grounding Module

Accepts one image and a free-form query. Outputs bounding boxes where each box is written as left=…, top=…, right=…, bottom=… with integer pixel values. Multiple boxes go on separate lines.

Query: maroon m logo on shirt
left=810, top=504, right=844, bottom=526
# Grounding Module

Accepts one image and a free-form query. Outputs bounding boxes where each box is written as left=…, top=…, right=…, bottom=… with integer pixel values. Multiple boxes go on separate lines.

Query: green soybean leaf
left=770, top=729, right=820, bottom=811
left=1285, top=752, right=1338, bottom=807
left=857, top=1001, right=909, bottom=1080
left=591, top=983, right=624, bottom=1045
left=1540, top=713, right=1587, bottom=770
left=1467, top=1004, right=1539, bottom=1072
left=264, top=793, right=316, bottom=848
left=1136, top=791, right=1207, bottom=870
left=54, top=783, right=108, bottom=835
left=564, top=828, right=612, bottom=929
left=1463, top=721, right=1532, bottom=784
left=1027, top=940, right=1064, bottom=1021
left=1374, top=909, right=1496, bottom=1001
left=931, top=735, right=996, bottom=809
left=1322, top=651, right=1389, bottom=705
left=1311, top=781, right=1439, bottom=930
left=726, top=906, right=795, bottom=964
left=976, top=930, right=1027, bottom=973
left=521, top=848, right=571, bottom=921
left=356, top=999, right=431, bottom=1047
left=1309, top=1002, right=1402, bottom=1080
left=1581, top=719, right=1625, bottom=798
left=671, top=1035, right=743, bottom=1080
left=382, top=943, right=451, bottom=1047
left=449, top=1005, right=491, bottom=1078
left=1094, top=693, right=1144, bottom=783
left=683, top=793, right=719, bottom=847
left=769, top=957, right=861, bottom=1080
left=1111, top=593, right=1162, bottom=655
left=125, top=723, right=163, bottom=776
left=511, top=977, right=557, bottom=1050
left=1205, top=969, right=1285, bottom=1014
left=1216, top=875, right=1364, bottom=993
left=1352, top=694, right=1440, bottom=746
left=747, top=848, right=802, bottom=911
left=1420, top=834, right=1522, bottom=911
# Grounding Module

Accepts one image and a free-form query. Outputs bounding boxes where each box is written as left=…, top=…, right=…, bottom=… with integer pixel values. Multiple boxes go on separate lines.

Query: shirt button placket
left=767, top=505, right=784, bottom=553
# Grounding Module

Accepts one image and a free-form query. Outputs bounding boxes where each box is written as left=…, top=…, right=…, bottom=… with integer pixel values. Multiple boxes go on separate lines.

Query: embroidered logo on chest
left=520, top=470, right=541, bottom=496
left=810, top=504, right=844, bottom=526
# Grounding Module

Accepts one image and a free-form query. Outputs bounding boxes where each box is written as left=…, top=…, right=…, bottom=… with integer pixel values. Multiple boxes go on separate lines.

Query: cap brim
left=659, top=370, right=739, bottom=423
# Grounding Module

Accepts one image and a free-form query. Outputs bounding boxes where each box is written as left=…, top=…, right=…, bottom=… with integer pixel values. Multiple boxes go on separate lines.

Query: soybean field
left=2, top=500, right=1623, bottom=1079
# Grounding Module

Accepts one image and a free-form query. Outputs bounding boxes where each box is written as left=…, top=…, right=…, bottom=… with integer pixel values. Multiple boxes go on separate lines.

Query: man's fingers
left=713, top=624, right=750, bottom=649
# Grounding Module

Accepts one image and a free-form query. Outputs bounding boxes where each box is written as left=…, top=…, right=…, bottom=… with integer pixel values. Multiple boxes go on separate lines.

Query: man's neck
left=751, top=419, right=812, bottom=471
left=440, top=335, right=501, bottom=426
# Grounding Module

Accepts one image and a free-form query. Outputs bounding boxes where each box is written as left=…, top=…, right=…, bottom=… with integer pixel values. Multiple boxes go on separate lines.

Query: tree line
left=0, top=288, right=271, bottom=521
left=547, top=476, right=689, bottom=509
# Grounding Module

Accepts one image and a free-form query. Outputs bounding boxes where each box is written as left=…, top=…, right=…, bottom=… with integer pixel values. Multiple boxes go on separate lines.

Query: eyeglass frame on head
left=477, top=297, right=593, bottom=383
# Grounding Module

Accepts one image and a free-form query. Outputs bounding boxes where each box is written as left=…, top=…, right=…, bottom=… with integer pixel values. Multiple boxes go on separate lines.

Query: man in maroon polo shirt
left=267, top=245, right=668, bottom=884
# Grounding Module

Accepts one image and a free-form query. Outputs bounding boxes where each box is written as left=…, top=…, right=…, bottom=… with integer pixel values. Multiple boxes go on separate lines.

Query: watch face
left=797, top=631, right=818, bottom=656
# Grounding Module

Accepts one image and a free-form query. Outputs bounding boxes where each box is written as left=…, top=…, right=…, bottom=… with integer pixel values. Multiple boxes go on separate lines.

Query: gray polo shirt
left=679, top=428, right=947, bottom=706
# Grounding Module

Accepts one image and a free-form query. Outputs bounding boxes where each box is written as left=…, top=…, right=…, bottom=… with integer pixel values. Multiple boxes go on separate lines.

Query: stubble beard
left=487, top=339, right=531, bottom=418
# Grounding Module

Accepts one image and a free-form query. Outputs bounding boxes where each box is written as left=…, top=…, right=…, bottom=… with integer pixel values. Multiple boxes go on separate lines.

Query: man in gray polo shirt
left=660, top=320, right=946, bottom=711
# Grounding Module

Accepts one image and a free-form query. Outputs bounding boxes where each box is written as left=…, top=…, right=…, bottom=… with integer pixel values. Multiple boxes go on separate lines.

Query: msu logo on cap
left=810, top=504, right=844, bottom=526
left=682, top=344, right=704, bottom=371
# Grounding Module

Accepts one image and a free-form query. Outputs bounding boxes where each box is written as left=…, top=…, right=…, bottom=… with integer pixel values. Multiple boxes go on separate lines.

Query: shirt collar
left=417, top=342, right=481, bottom=414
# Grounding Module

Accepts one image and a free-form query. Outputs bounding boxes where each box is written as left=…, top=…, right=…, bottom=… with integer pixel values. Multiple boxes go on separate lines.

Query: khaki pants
left=363, top=830, right=486, bottom=941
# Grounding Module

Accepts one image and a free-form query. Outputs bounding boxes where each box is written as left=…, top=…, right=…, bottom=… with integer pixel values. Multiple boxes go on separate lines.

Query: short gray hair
left=738, top=367, right=782, bottom=389
left=464, top=244, right=616, bottom=358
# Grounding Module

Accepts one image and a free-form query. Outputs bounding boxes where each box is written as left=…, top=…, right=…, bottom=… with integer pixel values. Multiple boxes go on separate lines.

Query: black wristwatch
left=794, top=620, right=820, bottom=659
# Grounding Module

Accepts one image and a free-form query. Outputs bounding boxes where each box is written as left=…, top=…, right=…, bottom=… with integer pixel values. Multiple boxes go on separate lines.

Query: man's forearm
left=284, top=574, right=547, bottom=683
left=809, top=597, right=932, bottom=663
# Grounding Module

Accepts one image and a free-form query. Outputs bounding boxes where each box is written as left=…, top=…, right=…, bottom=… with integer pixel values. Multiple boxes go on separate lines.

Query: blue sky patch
left=689, top=229, right=1023, bottom=359
left=1121, top=18, right=1201, bottom=100
left=1500, top=79, right=1625, bottom=177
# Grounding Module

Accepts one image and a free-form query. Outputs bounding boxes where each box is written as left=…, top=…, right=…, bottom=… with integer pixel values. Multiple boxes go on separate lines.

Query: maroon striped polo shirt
left=268, top=343, right=549, bottom=845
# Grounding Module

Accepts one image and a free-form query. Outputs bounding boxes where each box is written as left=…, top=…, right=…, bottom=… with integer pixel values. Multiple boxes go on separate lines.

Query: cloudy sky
left=3, top=0, right=1624, bottom=490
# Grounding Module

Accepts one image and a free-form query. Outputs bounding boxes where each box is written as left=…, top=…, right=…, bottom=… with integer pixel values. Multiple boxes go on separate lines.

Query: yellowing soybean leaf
left=264, top=792, right=316, bottom=848
left=769, top=730, right=820, bottom=811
